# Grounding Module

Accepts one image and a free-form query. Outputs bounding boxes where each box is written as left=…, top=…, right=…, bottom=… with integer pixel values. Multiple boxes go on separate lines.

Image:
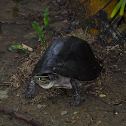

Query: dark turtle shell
left=33, top=36, right=101, bottom=81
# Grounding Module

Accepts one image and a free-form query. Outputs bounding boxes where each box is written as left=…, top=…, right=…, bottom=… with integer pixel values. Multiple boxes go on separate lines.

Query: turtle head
left=33, top=74, right=54, bottom=89
left=33, top=73, right=73, bottom=89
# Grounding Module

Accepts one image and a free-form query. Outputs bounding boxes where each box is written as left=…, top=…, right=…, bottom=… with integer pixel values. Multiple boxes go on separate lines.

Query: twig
left=22, top=43, right=33, bottom=52
left=0, top=107, right=44, bottom=126
left=0, top=82, right=11, bottom=86
left=0, top=81, right=11, bottom=84
left=57, top=0, right=69, bottom=15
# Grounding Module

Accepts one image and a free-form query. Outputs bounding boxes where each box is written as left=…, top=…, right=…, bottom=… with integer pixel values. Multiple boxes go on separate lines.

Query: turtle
left=25, top=36, right=102, bottom=106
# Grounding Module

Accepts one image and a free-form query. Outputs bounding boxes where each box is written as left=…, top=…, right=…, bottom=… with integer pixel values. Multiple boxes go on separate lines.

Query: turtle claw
left=25, top=79, right=36, bottom=99
left=25, top=89, right=35, bottom=98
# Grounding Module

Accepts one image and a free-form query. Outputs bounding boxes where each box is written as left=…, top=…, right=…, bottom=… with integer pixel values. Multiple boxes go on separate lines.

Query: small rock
left=61, top=111, right=68, bottom=116
left=0, top=91, right=8, bottom=95
left=0, top=94, right=8, bottom=99
left=12, top=107, right=18, bottom=112
left=115, top=112, right=118, bottom=114
left=37, top=104, right=47, bottom=109
left=37, top=104, right=43, bottom=109
left=104, top=111, right=107, bottom=114
left=0, top=90, right=9, bottom=99
left=41, top=104, right=47, bottom=108
left=73, top=111, right=78, bottom=115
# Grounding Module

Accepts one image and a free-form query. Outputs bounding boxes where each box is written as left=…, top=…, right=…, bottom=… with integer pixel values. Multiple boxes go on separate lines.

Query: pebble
left=73, top=111, right=78, bottom=115
left=61, top=111, right=68, bottom=116
left=115, top=112, right=118, bottom=114
left=0, top=91, right=8, bottom=95
left=37, top=104, right=47, bottom=109
left=12, top=107, right=18, bottom=112
left=0, top=90, right=9, bottom=99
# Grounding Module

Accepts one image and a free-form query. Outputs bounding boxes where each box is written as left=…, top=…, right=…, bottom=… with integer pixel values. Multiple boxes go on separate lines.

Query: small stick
left=57, top=0, right=69, bottom=15
left=0, top=107, right=44, bottom=126
left=22, top=43, right=33, bottom=52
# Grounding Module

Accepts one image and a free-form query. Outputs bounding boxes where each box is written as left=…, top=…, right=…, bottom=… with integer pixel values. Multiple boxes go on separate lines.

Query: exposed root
left=0, top=107, right=44, bottom=126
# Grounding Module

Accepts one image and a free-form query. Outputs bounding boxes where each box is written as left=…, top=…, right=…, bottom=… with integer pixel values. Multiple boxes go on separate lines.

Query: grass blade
left=120, top=0, right=126, bottom=16
left=110, top=0, right=123, bottom=18
left=84, top=25, right=89, bottom=40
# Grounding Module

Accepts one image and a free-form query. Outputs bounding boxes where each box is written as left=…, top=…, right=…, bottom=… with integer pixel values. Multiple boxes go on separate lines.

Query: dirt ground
left=0, top=0, right=126, bottom=126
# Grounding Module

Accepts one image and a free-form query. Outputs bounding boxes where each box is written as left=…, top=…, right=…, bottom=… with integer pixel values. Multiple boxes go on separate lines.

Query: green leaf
left=36, top=100, right=41, bottom=103
left=110, top=0, right=123, bottom=18
left=7, top=45, right=29, bottom=54
left=43, top=6, right=50, bottom=27
left=40, top=36, right=45, bottom=43
left=120, top=0, right=126, bottom=16
left=25, top=48, right=30, bottom=54
left=32, top=21, right=41, bottom=32
left=39, top=31, right=46, bottom=44
left=7, top=45, right=24, bottom=51
left=48, top=31, right=53, bottom=35
left=40, top=25, right=45, bottom=31
left=31, top=6, right=50, bottom=44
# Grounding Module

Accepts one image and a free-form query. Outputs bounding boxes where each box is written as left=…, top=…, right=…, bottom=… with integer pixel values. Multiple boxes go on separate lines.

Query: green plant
left=110, top=0, right=126, bottom=18
left=7, top=45, right=29, bottom=54
left=84, top=25, right=89, bottom=40
left=32, top=6, right=50, bottom=44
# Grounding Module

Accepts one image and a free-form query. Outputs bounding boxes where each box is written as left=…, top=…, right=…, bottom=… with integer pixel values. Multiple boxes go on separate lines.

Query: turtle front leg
left=25, top=78, right=36, bottom=98
left=69, top=79, right=81, bottom=106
